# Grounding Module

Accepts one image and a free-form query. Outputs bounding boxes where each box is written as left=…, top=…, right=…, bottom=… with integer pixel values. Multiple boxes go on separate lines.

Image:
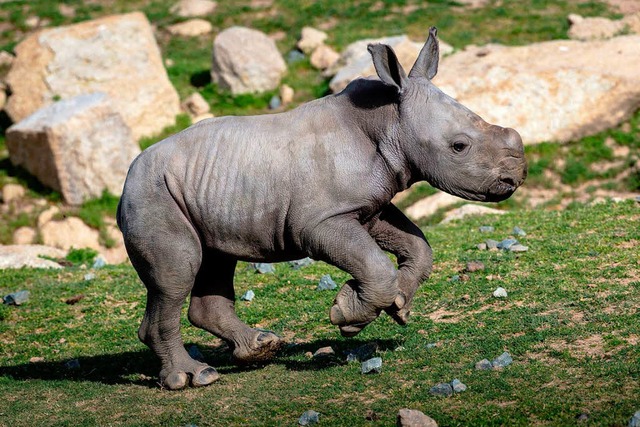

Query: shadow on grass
left=0, top=338, right=399, bottom=387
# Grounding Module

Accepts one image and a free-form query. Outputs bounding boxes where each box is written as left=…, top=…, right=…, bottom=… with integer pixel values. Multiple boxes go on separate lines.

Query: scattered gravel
left=429, top=383, right=453, bottom=397
left=361, top=357, right=382, bottom=374
left=240, top=290, right=255, bottom=301
left=493, top=287, right=508, bottom=298
left=317, top=274, right=337, bottom=290
left=298, top=410, right=320, bottom=426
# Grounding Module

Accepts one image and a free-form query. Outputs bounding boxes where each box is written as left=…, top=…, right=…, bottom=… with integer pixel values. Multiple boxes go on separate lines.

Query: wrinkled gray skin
left=117, top=28, right=526, bottom=390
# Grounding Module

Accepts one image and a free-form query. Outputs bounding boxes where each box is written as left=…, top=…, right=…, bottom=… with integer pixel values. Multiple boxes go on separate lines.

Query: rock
left=1, top=184, right=25, bottom=203
left=361, top=357, right=383, bottom=374
left=211, top=26, right=287, bottom=95
left=426, top=343, right=438, bottom=349
left=0, top=245, right=66, bottom=269
left=84, top=273, right=95, bottom=281
left=485, top=239, right=499, bottom=250
left=429, top=383, right=453, bottom=397
left=440, top=205, right=505, bottom=224
left=509, top=244, right=529, bottom=253
left=240, top=290, right=255, bottom=301
left=268, top=95, right=281, bottom=110
left=497, top=239, right=518, bottom=250
left=30, top=356, right=45, bottom=363
left=397, top=409, right=438, bottom=427
left=433, top=36, right=640, bottom=144
left=170, top=0, right=217, bottom=17
left=475, top=358, right=492, bottom=370
left=568, top=14, right=625, bottom=40
left=58, top=4, right=76, bottom=18
left=4, top=12, right=181, bottom=140
left=451, top=379, right=467, bottom=393
left=317, top=274, right=337, bottom=291
left=465, top=261, right=485, bottom=272
left=329, top=35, right=454, bottom=93
left=493, top=287, right=508, bottom=298
left=3, top=290, right=30, bottom=305
left=345, top=342, right=378, bottom=362
left=310, top=45, right=340, bottom=70
left=312, top=346, right=334, bottom=358
left=41, top=217, right=101, bottom=252
left=92, top=255, right=107, bottom=269
left=405, top=191, right=463, bottom=220
left=478, top=225, right=494, bottom=233
left=286, top=50, right=306, bottom=64
left=492, top=351, right=513, bottom=368
left=6, top=93, right=140, bottom=205
left=297, top=27, right=328, bottom=54
left=167, top=19, right=212, bottom=37
left=629, top=410, right=640, bottom=427
left=252, top=263, right=275, bottom=274
left=0, top=50, right=14, bottom=68
left=181, top=92, right=210, bottom=117
left=298, top=410, right=320, bottom=426
left=188, top=344, right=205, bottom=362
left=279, top=84, right=295, bottom=105
left=512, top=226, right=527, bottom=236
left=288, top=257, right=313, bottom=269
left=12, top=227, right=36, bottom=245
left=37, top=206, right=60, bottom=229
left=450, top=275, right=461, bottom=282
left=477, top=243, right=487, bottom=250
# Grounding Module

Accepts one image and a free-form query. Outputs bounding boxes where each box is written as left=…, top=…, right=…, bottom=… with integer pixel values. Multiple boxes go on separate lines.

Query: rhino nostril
left=500, top=177, right=516, bottom=188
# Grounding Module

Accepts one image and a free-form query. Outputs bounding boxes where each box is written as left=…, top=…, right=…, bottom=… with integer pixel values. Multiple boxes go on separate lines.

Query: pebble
left=450, top=274, right=460, bottom=282
left=65, top=359, right=80, bottom=370
left=92, top=255, right=107, bottom=269
left=629, top=410, right=640, bottom=427
left=426, top=343, right=438, bottom=349
left=361, top=357, right=382, bottom=374
left=477, top=243, right=487, bottom=250
left=298, top=410, right=320, bottom=426
left=451, top=378, right=467, bottom=393
left=497, top=239, right=518, bottom=250
left=509, top=244, right=529, bottom=252
left=313, top=346, right=334, bottom=358
left=479, top=225, right=494, bottom=233
left=512, top=226, right=527, bottom=236
left=465, top=261, right=485, bottom=272
left=493, top=287, right=508, bottom=298
left=317, top=274, right=337, bottom=291
left=429, top=382, right=453, bottom=397
left=252, top=263, right=275, bottom=274
left=475, top=358, right=492, bottom=370
left=188, top=344, right=205, bottom=362
left=288, top=257, right=314, bottom=269
left=345, top=342, right=378, bottom=362
left=84, top=273, right=95, bottom=281
left=3, top=290, right=29, bottom=305
left=240, top=290, right=255, bottom=301
left=492, top=351, right=513, bottom=368
left=486, top=239, right=499, bottom=250
left=576, top=413, right=589, bottom=422
left=268, top=95, right=281, bottom=110
left=29, top=356, right=44, bottom=363
left=287, top=50, right=306, bottom=63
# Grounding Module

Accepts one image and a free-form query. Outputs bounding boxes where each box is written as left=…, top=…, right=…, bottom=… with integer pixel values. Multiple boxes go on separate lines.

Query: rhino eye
left=452, top=141, right=468, bottom=153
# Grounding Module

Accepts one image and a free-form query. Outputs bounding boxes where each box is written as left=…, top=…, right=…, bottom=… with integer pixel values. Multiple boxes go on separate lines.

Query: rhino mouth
left=485, top=176, right=518, bottom=202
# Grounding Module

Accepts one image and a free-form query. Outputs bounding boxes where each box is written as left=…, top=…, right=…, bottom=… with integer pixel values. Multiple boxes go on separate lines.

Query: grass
left=1, top=200, right=639, bottom=425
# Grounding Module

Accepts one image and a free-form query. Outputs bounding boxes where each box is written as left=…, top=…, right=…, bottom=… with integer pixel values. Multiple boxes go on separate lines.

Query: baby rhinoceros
left=118, top=27, right=526, bottom=390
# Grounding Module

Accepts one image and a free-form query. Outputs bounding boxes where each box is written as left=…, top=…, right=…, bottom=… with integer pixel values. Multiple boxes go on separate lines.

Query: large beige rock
left=6, top=93, right=140, bottom=205
left=440, top=204, right=505, bottom=224
left=167, top=18, right=212, bottom=37
left=328, top=35, right=454, bottom=93
left=4, top=12, right=180, bottom=140
left=12, top=227, right=36, bottom=245
left=170, top=0, right=217, bottom=17
left=0, top=245, right=66, bottom=269
left=397, top=409, right=438, bottom=427
left=1, top=183, right=25, bottom=204
left=405, top=191, right=464, bottom=220
left=434, top=35, right=640, bottom=144
left=568, top=13, right=631, bottom=40
left=211, top=26, right=287, bottom=95
left=310, top=44, right=340, bottom=70
left=297, top=26, right=328, bottom=54
left=40, top=217, right=101, bottom=251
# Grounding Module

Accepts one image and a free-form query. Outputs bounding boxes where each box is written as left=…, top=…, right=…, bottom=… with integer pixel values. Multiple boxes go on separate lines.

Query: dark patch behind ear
left=408, top=26, right=439, bottom=80
left=367, top=43, right=407, bottom=91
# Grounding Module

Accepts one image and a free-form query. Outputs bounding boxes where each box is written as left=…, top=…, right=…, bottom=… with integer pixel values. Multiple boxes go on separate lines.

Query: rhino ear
left=409, top=26, right=439, bottom=80
left=367, top=43, right=408, bottom=92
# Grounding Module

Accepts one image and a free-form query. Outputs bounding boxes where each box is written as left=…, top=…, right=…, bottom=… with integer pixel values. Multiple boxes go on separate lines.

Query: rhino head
left=368, top=27, right=527, bottom=202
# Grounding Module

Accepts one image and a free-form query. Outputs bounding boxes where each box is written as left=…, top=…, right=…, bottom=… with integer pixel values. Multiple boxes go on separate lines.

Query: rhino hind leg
left=188, top=254, right=284, bottom=365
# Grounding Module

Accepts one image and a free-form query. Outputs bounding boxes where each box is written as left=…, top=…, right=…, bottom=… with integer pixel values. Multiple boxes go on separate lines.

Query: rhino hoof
left=192, top=366, right=220, bottom=387
left=233, top=330, right=284, bottom=364
left=339, top=322, right=369, bottom=337
left=162, top=371, right=188, bottom=390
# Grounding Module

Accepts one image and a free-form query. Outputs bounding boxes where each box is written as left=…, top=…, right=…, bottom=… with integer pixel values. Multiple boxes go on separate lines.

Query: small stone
left=287, top=50, right=306, bottom=64
left=345, top=342, right=378, bottom=362
left=576, top=413, right=589, bottom=422
left=493, top=287, right=508, bottom=298
left=475, top=358, right=492, bottom=370
left=509, top=244, right=529, bottom=252
left=451, top=379, right=467, bottom=393
left=240, top=290, right=255, bottom=301
left=459, top=274, right=470, bottom=282
left=479, top=225, right=494, bottom=233
left=465, top=261, right=485, bottom=272
left=288, top=257, right=313, bottom=269
left=29, top=356, right=44, bottom=363
left=361, top=357, right=382, bottom=374
left=279, top=84, right=295, bottom=105
left=298, top=410, right=320, bottom=426
left=84, top=273, right=95, bottom=281
left=2, top=183, right=25, bottom=203
left=252, top=263, right=275, bottom=274
left=512, top=226, right=527, bottom=236
left=476, top=243, right=487, bottom=250
left=629, top=410, right=640, bottom=427
left=92, top=255, right=107, bottom=269
left=297, top=26, right=328, bottom=54
left=65, top=359, right=80, bottom=370
left=429, top=383, right=453, bottom=397
left=181, top=92, right=210, bottom=117
left=12, top=227, right=36, bottom=245
left=397, top=409, right=438, bottom=427
left=167, top=19, right=212, bottom=37
left=426, top=343, right=438, bottom=349
left=450, top=275, right=460, bottom=282
left=170, top=0, right=218, bottom=17
left=313, top=346, right=334, bottom=358
left=310, top=44, right=340, bottom=70
left=492, top=351, right=513, bottom=368
left=3, top=290, right=29, bottom=305
left=188, top=344, right=205, bottom=362
left=486, top=239, right=499, bottom=250
left=317, top=274, right=337, bottom=291
left=269, top=95, right=281, bottom=110
left=497, top=239, right=518, bottom=250
left=304, top=351, right=313, bottom=358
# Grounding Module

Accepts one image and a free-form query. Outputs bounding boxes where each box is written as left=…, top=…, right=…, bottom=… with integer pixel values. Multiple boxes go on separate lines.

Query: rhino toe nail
left=330, top=305, right=347, bottom=326
left=163, top=371, right=188, bottom=390
left=192, top=367, right=219, bottom=387
left=394, top=293, right=406, bottom=309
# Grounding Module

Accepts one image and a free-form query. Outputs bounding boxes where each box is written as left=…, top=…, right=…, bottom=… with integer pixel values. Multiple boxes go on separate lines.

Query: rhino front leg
left=304, top=218, right=405, bottom=337
left=367, top=204, right=433, bottom=325
left=188, top=254, right=284, bottom=364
